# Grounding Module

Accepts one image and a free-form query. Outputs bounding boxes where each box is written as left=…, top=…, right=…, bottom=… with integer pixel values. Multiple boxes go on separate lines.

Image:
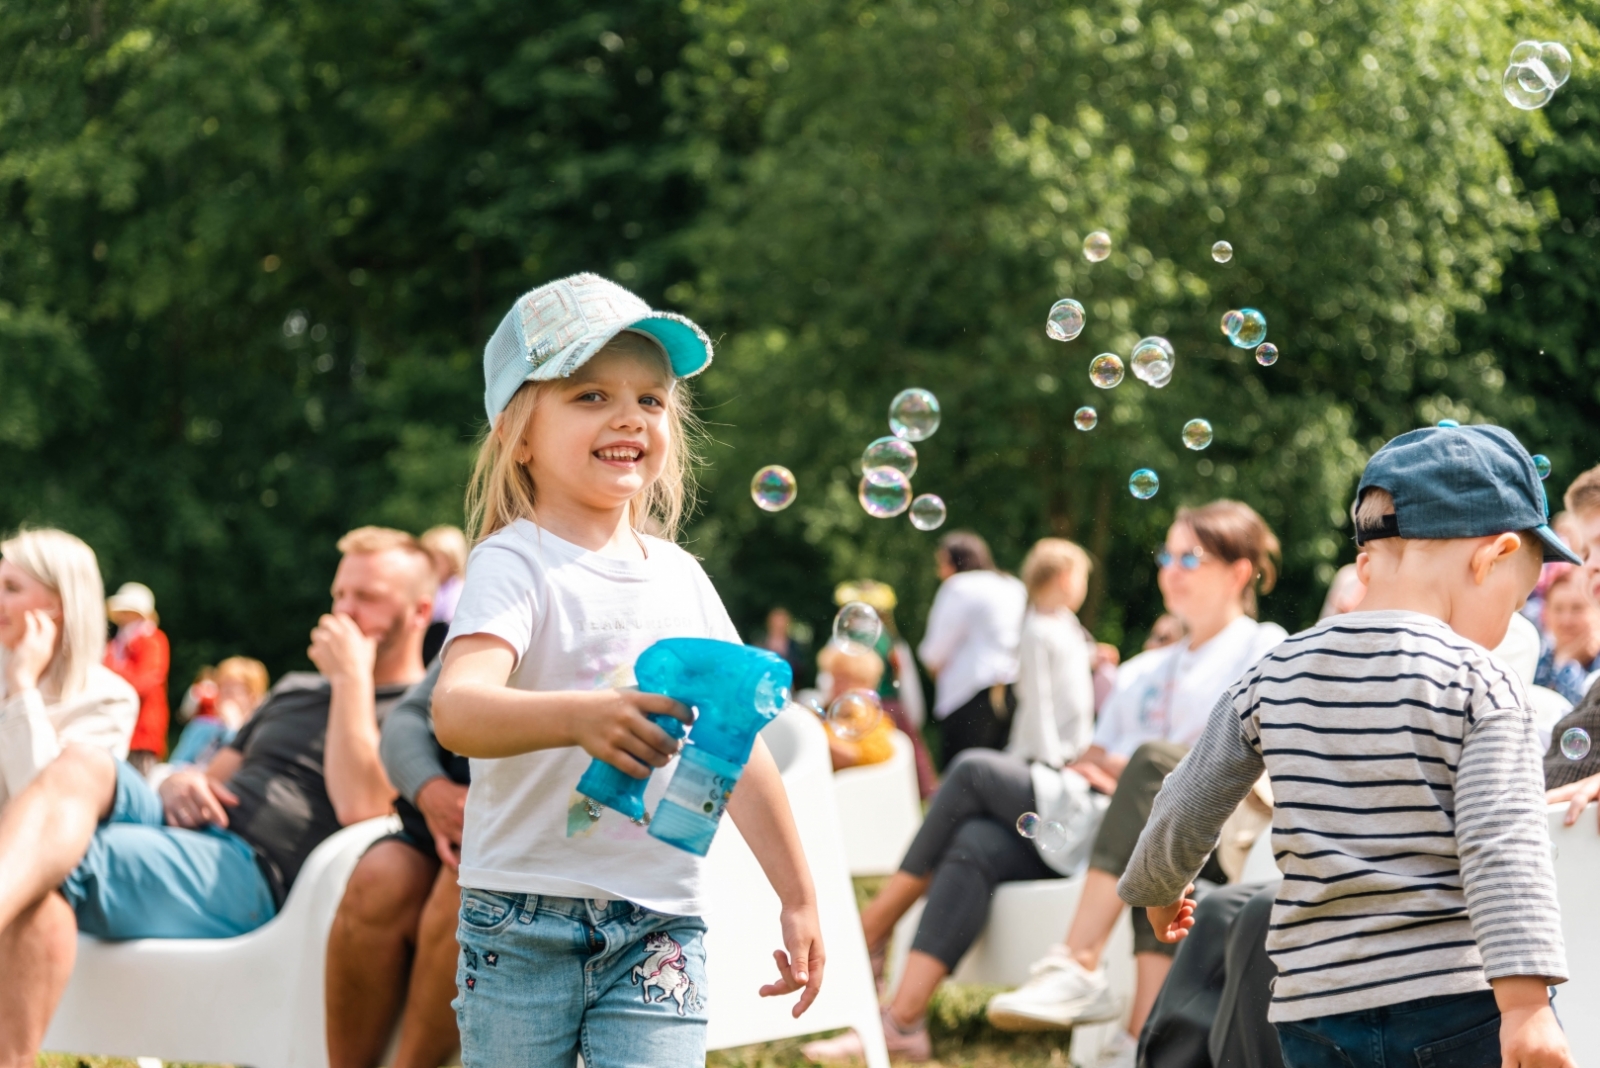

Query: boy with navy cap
left=1117, top=424, right=1577, bottom=1068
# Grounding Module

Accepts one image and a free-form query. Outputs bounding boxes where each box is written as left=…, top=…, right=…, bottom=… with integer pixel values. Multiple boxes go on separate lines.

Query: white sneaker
left=985, top=952, right=1121, bottom=1031
left=1092, top=1029, right=1138, bottom=1068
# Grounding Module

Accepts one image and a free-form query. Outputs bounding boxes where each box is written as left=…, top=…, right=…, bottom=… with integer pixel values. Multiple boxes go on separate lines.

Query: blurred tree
left=0, top=0, right=699, bottom=699
left=679, top=0, right=1593, bottom=649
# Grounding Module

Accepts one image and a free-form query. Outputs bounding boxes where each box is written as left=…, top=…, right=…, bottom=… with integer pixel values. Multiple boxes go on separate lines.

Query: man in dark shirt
left=0, top=526, right=433, bottom=1063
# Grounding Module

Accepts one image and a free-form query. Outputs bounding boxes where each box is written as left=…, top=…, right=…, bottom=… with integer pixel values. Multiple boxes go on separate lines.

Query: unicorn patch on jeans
left=631, top=931, right=702, bottom=1016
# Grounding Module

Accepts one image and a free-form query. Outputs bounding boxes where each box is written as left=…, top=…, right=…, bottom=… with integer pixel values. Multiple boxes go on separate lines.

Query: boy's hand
left=1546, top=773, right=1600, bottom=830
left=570, top=689, right=693, bottom=778
left=759, top=902, right=825, bottom=1017
left=1146, top=884, right=1198, bottom=944
left=1495, top=977, right=1574, bottom=1068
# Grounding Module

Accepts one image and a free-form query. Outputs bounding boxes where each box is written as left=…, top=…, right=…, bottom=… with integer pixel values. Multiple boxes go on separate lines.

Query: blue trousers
left=1275, top=990, right=1502, bottom=1068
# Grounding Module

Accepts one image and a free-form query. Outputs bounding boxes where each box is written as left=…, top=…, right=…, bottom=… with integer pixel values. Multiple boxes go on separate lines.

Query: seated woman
left=0, top=528, right=139, bottom=808
left=818, top=641, right=899, bottom=772
left=168, top=655, right=270, bottom=768
left=1534, top=564, right=1600, bottom=705
left=803, top=537, right=1099, bottom=1064
left=985, top=501, right=1284, bottom=1068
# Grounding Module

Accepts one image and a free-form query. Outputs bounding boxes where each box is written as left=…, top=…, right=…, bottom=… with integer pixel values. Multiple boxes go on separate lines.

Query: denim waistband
left=464, top=888, right=639, bottom=924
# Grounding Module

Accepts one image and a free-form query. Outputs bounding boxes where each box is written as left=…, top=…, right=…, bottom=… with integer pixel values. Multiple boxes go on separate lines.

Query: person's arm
left=1548, top=771, right=1600, bottom=829
left=1008, top=624, right=1063, bottom=766
left=0, top=610, right=72, bottom=799
left=1117, top=693, right=1264, bottom=930
left=433, top=634, right=691, bottom=771
left=309, top=613, right=397, bottom=825
left=727, top=736, right=824, bottom=1018
left=916, top=585, right=966, bottom=676
left=160, top=746, right=244, bottom=828
left=381, top=662, right=447, bottom=805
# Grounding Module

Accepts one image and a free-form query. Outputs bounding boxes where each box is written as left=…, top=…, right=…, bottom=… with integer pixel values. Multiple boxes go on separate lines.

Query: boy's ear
left=1469, top=533, right=1525, bottom=586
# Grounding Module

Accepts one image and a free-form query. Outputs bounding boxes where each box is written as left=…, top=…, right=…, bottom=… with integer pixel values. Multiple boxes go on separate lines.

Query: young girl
left=433, top=274, right=823, bottom=1068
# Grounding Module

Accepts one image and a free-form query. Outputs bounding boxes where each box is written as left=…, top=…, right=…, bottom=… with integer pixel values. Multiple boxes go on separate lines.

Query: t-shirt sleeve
left=1456, top=671, right=1567, bottom=984
left=444, top=541, right=542, bottom=668
left=227, top=707, right=263, bottom=754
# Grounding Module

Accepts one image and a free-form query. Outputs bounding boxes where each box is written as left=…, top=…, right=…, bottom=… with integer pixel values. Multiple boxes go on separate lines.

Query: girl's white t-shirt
left=445, top=520, right=741, bottom=916
left=1091, top=614, right=1286, bottom=756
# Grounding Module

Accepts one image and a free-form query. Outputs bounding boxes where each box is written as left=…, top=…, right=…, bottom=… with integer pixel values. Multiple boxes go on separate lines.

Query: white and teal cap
left=481, top=272, right=713, bottom=422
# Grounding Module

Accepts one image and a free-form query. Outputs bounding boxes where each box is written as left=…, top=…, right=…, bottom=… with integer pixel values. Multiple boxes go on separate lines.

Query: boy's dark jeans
left=1274, top=990, right=1501, bottom=1068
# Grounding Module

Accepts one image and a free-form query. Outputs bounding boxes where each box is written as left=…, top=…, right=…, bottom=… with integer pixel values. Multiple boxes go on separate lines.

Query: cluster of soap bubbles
left=751, top=387, right=948, bottom=530
left=814, top=602, right=886, bottom=740
left=1562, top=727, right=1590, bottom=762
left=1503, top=41, right=1572, bottom=111
left=1016, top=811, right=1073, bottom=852
left=1130, top=336, right=1175, bottom=388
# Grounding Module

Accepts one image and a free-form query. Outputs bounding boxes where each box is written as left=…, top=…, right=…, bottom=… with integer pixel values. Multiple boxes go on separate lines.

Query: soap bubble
left=1131, top=337, right=1175, bottom=387
left=834, top=601, right=884, bottom=650
left=859, top=467, right=913, bottom=518
left=1183, top=419, right=1214, bottom=451
left=1504, top=42, right=1572, bottom=110
left=751, top=466, right=797, bottom=512
left=889, top=389, right=941, bottom=442
left=1046, top=299, right=1087, bottom=342
left=1540, top=42, right=1573, bottom=87
left=1221, top=309, right=1245, bottom=338
left=910, top=493, right=948, bottom=531
left=862, top=436, right=918, bottom=479
left=826, top=689, right=883, bottom=741
left=1436, top=419, right=1460, bottom=429
left=1503, top=64, right=1555, bottom=110
left=1533, top=454, right=1552, bottom=480
left=1129, top=468, right=1160, bottom=500
left=1016, top=812, right=1041, bottom=839
left=1561, top=727, right=1591, bottom=762
left=1212, top=240, right=1234, bottom=263
left=1229, top=308, right=1267, bottom=349
left=1083, top=231, right=1112, bottom=262
left=1037, top=820, right=1072, bottom=853
left=1090, top=353, right=1125, bottom=389
left=1074, top=406, right=1098, bottom=431
left=1255, top=342, right=1279, bottom=366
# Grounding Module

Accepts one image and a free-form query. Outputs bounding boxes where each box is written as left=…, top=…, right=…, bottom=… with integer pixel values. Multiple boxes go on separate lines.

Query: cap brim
left=1533, top=524, right=1584, bottom=565
left=628, top=315, right=712, bottom=379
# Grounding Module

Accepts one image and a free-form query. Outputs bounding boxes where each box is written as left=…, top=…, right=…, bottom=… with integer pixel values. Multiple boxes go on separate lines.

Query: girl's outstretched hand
left=572, top=689, right=694, bottom=778
left=759, top=902, right=825, bottom=1017
left=1147, top=884, right=1198, bottom=944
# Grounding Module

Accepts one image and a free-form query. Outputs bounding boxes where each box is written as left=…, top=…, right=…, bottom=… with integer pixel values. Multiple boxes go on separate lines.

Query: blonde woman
left=0, top=528, right=138, bottom=807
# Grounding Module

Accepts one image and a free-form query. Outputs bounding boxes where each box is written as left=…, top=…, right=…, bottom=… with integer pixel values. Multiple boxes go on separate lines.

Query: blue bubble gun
left=574, top=638, right=792, bottom=854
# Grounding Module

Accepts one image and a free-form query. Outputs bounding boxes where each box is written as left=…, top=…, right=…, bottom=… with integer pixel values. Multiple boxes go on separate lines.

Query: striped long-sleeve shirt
left=1118, top=609, right=1566, bottom=1022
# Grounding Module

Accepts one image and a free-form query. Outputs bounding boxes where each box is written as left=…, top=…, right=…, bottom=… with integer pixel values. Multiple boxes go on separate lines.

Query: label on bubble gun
left=660, top=748, right=743, bottom=824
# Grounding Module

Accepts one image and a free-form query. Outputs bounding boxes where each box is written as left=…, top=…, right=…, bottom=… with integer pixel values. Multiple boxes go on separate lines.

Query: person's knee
left=38, top=743, right=117, bottom=812
left=1125, top=741, right=1184, bottom=782
left=337, top=842, right=435, bottom=931
left=943, top=747, right=1006, bottom=795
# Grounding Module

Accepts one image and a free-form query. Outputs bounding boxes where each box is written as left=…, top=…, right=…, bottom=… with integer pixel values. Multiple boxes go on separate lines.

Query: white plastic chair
left=831, top=730, right=922, bottom=876
left=44, top=815, right=398, bottom=1068
left=704, top=705, right=890, bottom=1068
left=1548, top=801, right=1598, bottom=1065
left=885, top=878, right=1134, bottom=1066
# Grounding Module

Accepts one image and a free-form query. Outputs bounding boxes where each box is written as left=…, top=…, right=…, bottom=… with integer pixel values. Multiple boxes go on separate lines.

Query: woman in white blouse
left=0, top=529, right=138, bottom=808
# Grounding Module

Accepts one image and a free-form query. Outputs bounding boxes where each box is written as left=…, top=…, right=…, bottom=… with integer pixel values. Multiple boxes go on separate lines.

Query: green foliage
left=0, top=0, right=699, bottom=694
left=680, top=0, right=1592, bottom=644
left=1, top=0, right=1597, bottom=702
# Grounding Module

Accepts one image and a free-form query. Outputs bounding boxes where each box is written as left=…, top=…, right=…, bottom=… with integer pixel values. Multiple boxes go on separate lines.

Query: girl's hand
left=1146, top=884, right=1198, bottom=944
left=5, top=609, right=58, bottom=693
left=759, top=902, right=825, bottom=1017
left=571, top=689, right=693, bottom=777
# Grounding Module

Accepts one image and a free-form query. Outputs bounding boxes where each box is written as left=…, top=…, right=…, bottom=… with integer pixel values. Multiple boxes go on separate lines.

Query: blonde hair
left=1355, top=487, right=1542, bottom=559
left=214, top=656, right=270, bottom=701
left=421, top=525, right=468, bottom=579
left=0, top=528, right=107, bottom=700
left=1565, top=465, right=1600, bottom=520
left=818, top=641, right=885, bottom=691
left=465, top=332, right=702, bottom=543
left=336, top=526, right=437, bottom=599
left=1021, top=538, right=1092, bottom=603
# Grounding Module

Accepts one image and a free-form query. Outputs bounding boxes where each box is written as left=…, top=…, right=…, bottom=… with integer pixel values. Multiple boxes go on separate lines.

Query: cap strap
left=1354, top=512, right=1400, bottom=545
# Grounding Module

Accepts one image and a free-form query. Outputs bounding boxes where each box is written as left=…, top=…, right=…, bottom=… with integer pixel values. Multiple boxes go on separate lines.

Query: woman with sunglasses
left=984, top=500, right=1285, bottom=1068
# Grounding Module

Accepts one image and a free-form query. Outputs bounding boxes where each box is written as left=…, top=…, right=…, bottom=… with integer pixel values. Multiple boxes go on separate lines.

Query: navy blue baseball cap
left=1354, top=424, right=1581, bottom=564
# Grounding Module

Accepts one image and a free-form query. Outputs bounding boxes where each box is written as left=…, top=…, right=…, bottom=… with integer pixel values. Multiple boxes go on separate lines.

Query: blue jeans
left=453, top=889, right=709, bottom=1068
left=58, top=759, right=277, bottom=939
left=1275, top=991, right=1503, bottom=1068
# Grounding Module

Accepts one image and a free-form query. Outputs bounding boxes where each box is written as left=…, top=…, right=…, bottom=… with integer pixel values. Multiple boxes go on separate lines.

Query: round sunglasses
left=1154, top=548, right=1207, bottom=570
